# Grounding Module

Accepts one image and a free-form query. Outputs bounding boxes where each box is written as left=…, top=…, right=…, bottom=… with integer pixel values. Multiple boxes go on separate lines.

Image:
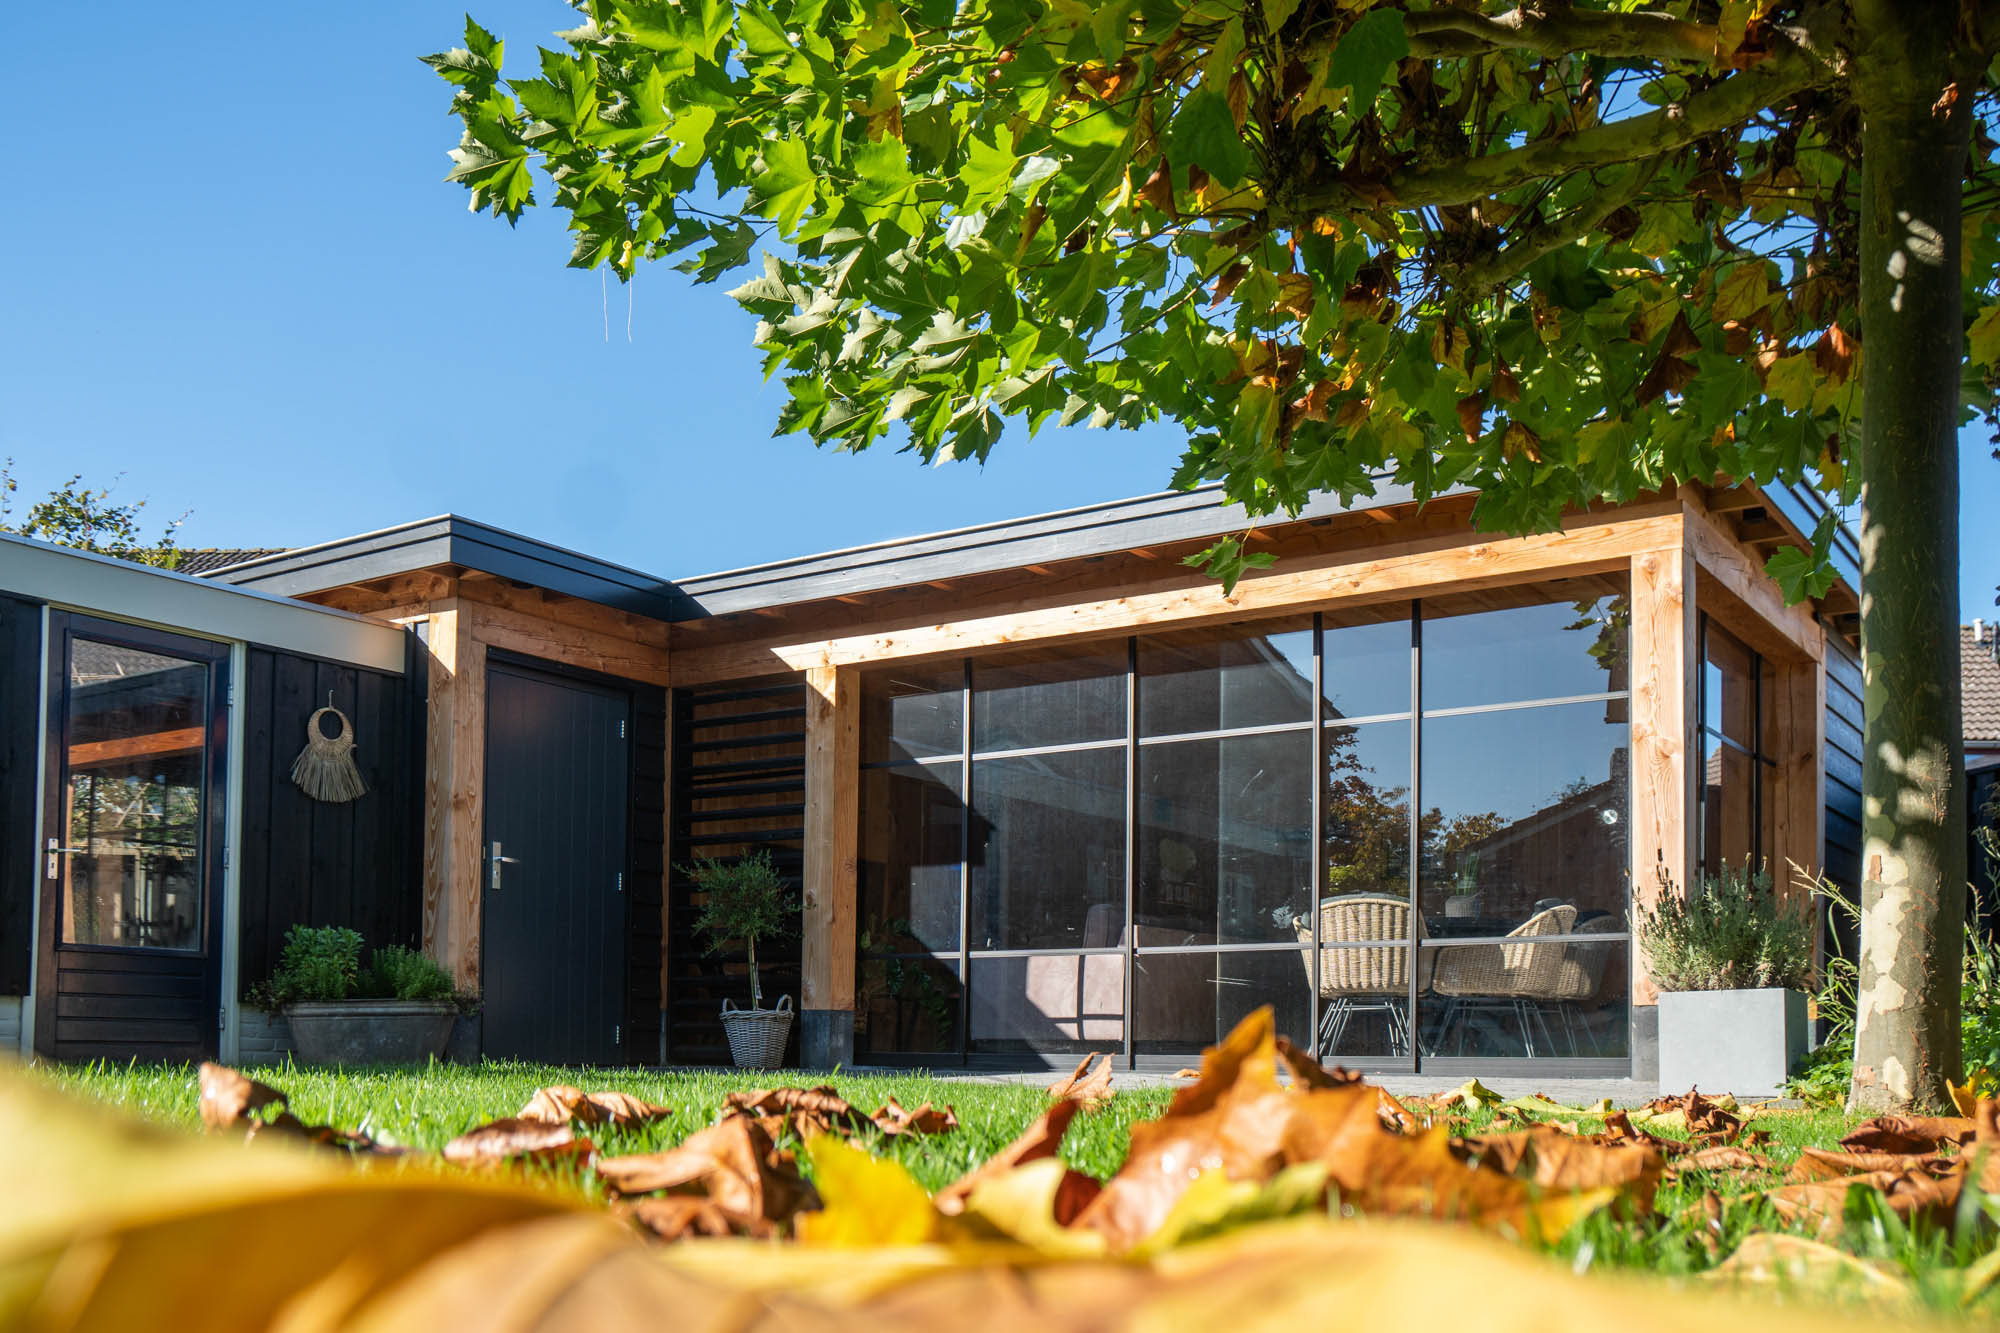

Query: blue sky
left=2, top=4, right=1996, bottom=616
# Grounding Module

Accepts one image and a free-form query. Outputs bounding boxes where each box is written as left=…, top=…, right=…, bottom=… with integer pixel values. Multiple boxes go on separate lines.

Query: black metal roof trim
left=211, top=515, right=701, bottom=622
left=1758, top=478, right=1862, bottom=590
left=671, top=478, right=1422, bottom=617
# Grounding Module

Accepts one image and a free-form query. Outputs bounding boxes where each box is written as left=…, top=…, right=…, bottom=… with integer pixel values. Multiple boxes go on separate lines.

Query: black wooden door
left=481, top=661, right=631, bottom=1065
left=37, top=614, right=228, bottom=1062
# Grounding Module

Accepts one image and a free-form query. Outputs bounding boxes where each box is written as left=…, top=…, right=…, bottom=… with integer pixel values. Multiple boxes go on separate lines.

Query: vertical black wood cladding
left=1823, top=635, right=1865, bottom=962
left=0, top=594, right=43, bottom=995
left=237, top=643, right=422, bottom=992
left=628, top=683, right=667, bottom=1058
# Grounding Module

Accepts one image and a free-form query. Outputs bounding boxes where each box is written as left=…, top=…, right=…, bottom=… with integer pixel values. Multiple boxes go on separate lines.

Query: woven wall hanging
left=291, top=696, right=367, bottom=803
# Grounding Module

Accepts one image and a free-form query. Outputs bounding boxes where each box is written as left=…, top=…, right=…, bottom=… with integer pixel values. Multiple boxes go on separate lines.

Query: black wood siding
left=237, top=640, right=424, bottom=993
left=666, top=678, right=805, bottom=1063
left=1824, top=635, right=1864, bottom=959
left=628, top=682, right=666, bottom=1058
left=0, top=594, right=43, bottom=996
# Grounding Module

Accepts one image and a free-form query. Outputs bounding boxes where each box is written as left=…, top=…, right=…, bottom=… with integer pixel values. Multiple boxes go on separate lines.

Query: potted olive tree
left=252, top=925, right=466, bottom=1066
left=1444, top=850, right=1483, bottom=919
left=685, top=849, right=800, bottom=1068
left=1641, top=863, right=1816, bottom=1096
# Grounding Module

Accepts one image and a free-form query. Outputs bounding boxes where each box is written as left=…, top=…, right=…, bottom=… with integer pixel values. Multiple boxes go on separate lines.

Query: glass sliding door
left=854, top=579, right=1634, bottom=1071
left=37, top=615, right=228, bottom=1062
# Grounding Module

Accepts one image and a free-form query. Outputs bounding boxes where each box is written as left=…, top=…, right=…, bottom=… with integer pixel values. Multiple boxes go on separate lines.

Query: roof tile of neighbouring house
left=174, top=547, right=288, bottom=576
left=1969, top=622, right=2000, bottom=746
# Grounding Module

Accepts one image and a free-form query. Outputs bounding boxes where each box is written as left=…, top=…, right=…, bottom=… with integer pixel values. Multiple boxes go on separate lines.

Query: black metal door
left=481, top=660, right=631, bottom=1065
left=37, top=614, right=228, bottom=1062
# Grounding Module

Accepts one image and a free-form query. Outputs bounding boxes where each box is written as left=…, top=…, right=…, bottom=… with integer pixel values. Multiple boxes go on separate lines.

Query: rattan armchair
left=1429, top=904, right=1576, bottom=1057
left=1533, top=914, right=1625, bottom=1055
left=1295, top=893, right=1431, bottom=1059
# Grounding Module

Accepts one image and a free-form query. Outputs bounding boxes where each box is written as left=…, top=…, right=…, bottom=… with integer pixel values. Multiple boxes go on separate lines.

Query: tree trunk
left=1847, top=0, right=1972, bottom=1115
left=749, top=935, right=761, bottom=1011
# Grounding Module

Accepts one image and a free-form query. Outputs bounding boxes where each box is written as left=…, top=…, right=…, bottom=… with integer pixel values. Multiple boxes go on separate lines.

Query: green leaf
left=1325, top=8, right=1409, bottom=112
left=1165, top=87, right=1248, bottom=188
left=1184, top=534, right=1276, bottom=595
left=959, top=130, right=1016, bottom=207
left=749, top=137, right=816, bottom=233
left=1262, top=0, right=1303, bottom=37
left=1970, top=303, right=2000, bottom=368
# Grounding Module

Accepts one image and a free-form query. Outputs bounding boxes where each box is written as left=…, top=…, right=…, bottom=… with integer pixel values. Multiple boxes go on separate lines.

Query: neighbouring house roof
left=172, top=548, right=288, bottom=576
left=1969, top=621, right=2000, bottom=749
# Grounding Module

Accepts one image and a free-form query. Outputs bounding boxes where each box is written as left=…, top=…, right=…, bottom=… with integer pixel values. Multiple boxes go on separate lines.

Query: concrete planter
left=1657, top=987, right=1810, bottom=1098
left=285, top=999, right=457, bottom=1067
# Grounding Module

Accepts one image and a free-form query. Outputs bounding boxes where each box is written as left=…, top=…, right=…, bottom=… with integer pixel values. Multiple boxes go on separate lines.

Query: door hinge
left=614, top=1024, right=622, bottom=1046
left=218, top=1006, right=227, bottom=1032
left=615, top=871, right=624, bottom=893
left=618, top=718, right=627, bottom=740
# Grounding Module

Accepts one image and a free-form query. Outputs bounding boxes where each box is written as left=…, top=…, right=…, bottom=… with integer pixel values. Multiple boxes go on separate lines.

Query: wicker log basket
left=720, top=994, right=793, bottom=1069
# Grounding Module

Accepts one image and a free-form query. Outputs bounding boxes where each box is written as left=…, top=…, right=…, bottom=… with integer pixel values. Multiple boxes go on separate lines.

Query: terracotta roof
left=1968, top=622, right=2000, bottom=747
left=174, top=547, right=287, bottom=576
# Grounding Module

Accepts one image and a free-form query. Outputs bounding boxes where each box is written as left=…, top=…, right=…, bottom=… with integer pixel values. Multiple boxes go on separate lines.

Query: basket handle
left=774, top=994, right=793, bottom=1013
left=721, top=997, right=740, bottom=1015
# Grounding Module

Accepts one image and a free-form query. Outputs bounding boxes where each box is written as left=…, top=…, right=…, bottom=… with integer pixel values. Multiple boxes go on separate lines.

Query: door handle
left=46, top=837, right=87, bottom=879
left=489, top=841, right=521, bottom=891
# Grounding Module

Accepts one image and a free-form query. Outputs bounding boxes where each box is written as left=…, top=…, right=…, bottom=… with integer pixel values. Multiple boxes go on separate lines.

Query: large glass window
left=1699, top=619, right=1779, bottom=879
left=855, top=581, right=1633, bottom=1067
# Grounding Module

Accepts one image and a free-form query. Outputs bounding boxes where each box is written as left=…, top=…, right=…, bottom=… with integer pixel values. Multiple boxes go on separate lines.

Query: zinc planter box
left=285, top=999, right=457, bottom=1067
left=1657, top=987, right=1810, bottom=1098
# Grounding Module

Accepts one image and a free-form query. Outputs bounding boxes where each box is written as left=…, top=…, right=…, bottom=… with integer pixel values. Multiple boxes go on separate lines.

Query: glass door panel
left=59, top=639, right=212, bottom=951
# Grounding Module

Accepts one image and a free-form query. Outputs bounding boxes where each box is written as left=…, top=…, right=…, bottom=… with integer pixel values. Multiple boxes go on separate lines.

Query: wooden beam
left=1682, top=499, right=1823, bottom=664
left=671, top=507, right=1686, bottom=685
left=305, top=570, right=457, bottom=615
left=460, top=599, right=671, bottom=688
left=68, top=727, right=204, bottom=767
left=1772, top=658, right=1827, bottom=916
left=455, top=579, right=671, bottom=651
left=422, top=602, right=487, bottom=990
left=1704, top=485, right=1764, bottom=513
left=800, top=664, right=859, bottom=1066
left=1629, top=535, right=1697, bottom=1007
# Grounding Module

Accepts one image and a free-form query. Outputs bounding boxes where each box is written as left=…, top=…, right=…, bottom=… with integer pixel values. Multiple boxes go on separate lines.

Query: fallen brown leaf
left=1762, top=1169, right=1960, bottom=1237
left=1789, top=1146, right=1953, bottom=1182
left=197, top=1063, right=286, bottom=1131
left=623, top=1195, right=757, bottom=1241
left=1841, top=1115, right=1975, bottom=1155
left=443, top=1118, right=594, bottom=1168
left=518, top=1086, right=672, bottom=1129
left=723, top=1085, right=868, bottom=1139
left=870, top=1098, right=959, bottom=1137
left=936, top=1099, right=1091, bottom=1220
left=1711, top=1232, right=1911, bottom=1299
left=1667, top=1145, right=1777, bottom=1180
left=597, top=1117, right=817, bottom=1235
left=1047, top=1053, right=1115, bottom=1110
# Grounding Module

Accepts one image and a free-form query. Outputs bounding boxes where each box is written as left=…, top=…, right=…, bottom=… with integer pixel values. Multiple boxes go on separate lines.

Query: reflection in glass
left=63, top=641, right=208, bottom=950
left=860, top=764, right=963, bottom=955
left=969, top=954, right=1122, bottom=1052
left=1700, top=738, right=1760, bottom=878
left=1323, top=722, right=1412, bottom=899
left=1321, top=614, right=1414, bottom=721
left=969, top=750, right=1125, bottom=950
left=1137, top=730, right=1310, bottom=945
left=1421, top=930, right=1630, bottom=1058
left=1136, top=619, right=1314, bottom=737
left=1304, top=894, right=1425, bottom=1062
left=861, top=664, right=962, bottom=762
left=972, top=645, right=1126, bottom=753
left=1418, top=702, right=1630, bottom=923
left=1702, top=625, right=1758, bottom=749
left=1423, top=591, right=1630, bottom=710
left=1132, top=949, right=1310, bottom=1054
left=858, top=956, right=963, bottom=1056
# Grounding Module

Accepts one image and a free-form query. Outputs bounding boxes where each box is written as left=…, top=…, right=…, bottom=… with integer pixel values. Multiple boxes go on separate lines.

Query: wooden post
left=421, top=601, right=486, bottom=991
left=1629, top=537, right=1697, bottom=1010
left=801, top=664, right=859, bottom=1068
left=1772, top=657, right=1827, bottom=913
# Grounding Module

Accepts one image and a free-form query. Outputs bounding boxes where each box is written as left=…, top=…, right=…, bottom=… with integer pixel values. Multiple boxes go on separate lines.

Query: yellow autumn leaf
left=795, top=1136, right=940, bottom=1247
left=1967, top=303, right=2000, bottom=368
left=1762, top=353, right=1816, bottom=412
left=958, top=1158, right=1109, bottom=1258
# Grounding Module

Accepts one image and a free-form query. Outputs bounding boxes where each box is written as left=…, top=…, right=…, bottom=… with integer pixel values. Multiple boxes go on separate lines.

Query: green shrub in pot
left=1638, top=862, right=1815, bottom=993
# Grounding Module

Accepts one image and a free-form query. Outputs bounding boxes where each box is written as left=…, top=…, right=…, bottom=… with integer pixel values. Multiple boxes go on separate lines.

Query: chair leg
left=1317, top=997, right=1341, bottom=1059
left=1512, top=999, right=1537, bottom=1059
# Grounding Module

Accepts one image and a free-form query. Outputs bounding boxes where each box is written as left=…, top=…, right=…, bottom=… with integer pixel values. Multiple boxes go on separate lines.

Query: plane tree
left=425, top=0, right=2000, bottom=1111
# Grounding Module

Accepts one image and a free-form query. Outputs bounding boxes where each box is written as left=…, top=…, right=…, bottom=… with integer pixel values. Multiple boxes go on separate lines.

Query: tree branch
left=1288, top=43, right=1836, bottom=218
left=1401, top=8, right=1724, bottom=63
left=1455, top=157, right=1666, bottom=292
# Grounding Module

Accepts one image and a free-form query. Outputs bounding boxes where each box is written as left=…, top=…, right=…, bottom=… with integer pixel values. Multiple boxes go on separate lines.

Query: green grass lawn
left=30, top=1058, right=1174, bottom=1193
left=38, top=1057, right=2000, bottom=1311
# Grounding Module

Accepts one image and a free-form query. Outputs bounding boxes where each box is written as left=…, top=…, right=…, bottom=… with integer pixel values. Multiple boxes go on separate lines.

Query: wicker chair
left=1429, top=904, right=1576, bottom=1057
left=1533, top=915, right=1625, bottom=1055
left=1295, top=894, right=1431, bottom=1059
